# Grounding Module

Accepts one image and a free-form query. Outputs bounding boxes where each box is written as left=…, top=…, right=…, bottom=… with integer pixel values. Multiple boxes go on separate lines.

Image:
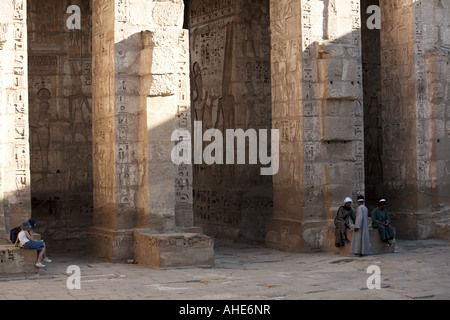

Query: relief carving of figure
left=68, top=61, right=92, bottom=143
left=30, top=87, right=51, bottom=179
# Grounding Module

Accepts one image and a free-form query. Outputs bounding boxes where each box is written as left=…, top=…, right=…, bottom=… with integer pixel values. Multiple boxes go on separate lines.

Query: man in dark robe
left=371, top=199, right=395, bottom=246
left=334, top=197, right=356, bottom=247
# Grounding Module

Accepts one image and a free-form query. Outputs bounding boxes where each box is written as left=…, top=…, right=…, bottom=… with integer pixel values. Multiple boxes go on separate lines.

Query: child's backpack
left=9, top=226, right=21, bottom=244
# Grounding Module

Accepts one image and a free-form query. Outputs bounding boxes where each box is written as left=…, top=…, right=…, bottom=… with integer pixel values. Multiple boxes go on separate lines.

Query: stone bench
left=0, top=233, right=43, bottom=277
left=324, top=227, right=395, bottom=256
left=0, top=245, right=39, bottom=277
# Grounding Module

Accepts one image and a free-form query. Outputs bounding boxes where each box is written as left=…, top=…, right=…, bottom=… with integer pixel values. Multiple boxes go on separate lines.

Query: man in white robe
left=350, top=195, right=370, bottom=256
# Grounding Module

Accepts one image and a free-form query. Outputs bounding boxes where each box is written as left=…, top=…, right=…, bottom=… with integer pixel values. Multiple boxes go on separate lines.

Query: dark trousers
left=375, top=224, right=395, bottom=241
left=335, top=222, right=348, bottom=245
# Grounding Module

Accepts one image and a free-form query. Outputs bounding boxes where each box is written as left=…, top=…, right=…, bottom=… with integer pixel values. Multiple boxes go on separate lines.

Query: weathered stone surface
left=0, top=245, right=38, bottom=277
left=378, top=0, right=450, bottom=212
left=389, top=209, right=450, bottom=241
left=26, top=0, right=93, bottom=251
left=133, top=229, right=214, bottom=268
left=1, top=0, right=450, bottom=275
left=267, top=0, right=363, bottom=253
left=187, top=0, right=273, bottom=244
left=86, top=227, right=134, bottom=262
left=0, top=0, right=32, bottom=243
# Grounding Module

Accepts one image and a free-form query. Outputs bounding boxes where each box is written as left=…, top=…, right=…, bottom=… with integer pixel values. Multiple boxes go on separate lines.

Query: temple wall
left=26, top=0, right=93, bottom=251
left=187, top=0, right=273, bottom=243
left=1, top=0, right=450, bottom=258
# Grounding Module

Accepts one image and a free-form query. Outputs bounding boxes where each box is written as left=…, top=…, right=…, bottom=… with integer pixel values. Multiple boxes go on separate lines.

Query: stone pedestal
left=0, top=245, right=38, bottom=277
left=134, top=230, right=214, bottom=268
left=86, top=227, right=134, bottom=262
left=323, top=227, right=395, bottom=256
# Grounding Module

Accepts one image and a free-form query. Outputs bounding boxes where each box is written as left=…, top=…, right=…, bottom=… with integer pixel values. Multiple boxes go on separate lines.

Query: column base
left=389, top=209, right=450, bottom=240
left=133, top=229, right=215, bottom=268
left=265, top=218, right=303, bottom=253
left=86, top=227, right=134, bottom=262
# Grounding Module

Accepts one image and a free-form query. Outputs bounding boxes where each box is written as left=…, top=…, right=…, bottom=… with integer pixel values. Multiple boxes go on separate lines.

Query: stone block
left=0, top=245, right=38, bottom=277
left=86, top=227, right=134, bottom=262
left=322, top=115, right=353, bottom=141
left=323, top=227, right=395, bottom=256
left=389, top=210, right=450, bottom=241
left=133, top=230, right=214, bottom=268
left=265, top=218, right=303, bottom=252
left=301, top=221, right=329, bottom=251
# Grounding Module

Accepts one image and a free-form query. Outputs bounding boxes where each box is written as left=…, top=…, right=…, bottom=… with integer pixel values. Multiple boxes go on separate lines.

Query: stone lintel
left=133, top=229, right=214, bottom=269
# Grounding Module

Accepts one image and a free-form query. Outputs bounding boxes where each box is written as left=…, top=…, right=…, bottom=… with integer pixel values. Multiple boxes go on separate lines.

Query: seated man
left=334, top=197, right=356, bottom=247
left=371, top=199, right=395, bottom=246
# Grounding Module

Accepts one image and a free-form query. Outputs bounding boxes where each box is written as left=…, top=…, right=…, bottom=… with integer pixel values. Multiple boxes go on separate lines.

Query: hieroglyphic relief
left=380, top=0, right=417, bottom=201
left=0, top=0, right=32, bottom=232
left=175, top=30, right=193, bottom=211
left=301, top=0, right=364, bottom=211
left=12, top=0, right=29, bottom=203
left=189, top=0, right=272, bottom=242
left=91, top=0, right=116, bottom=228
left=189, top=0, right=235, bottom=26
left=413, top=1, right=433, bottom=197
left=116, top=81, right=134, bottom=208
left=26, top=0, right=93, bottom=248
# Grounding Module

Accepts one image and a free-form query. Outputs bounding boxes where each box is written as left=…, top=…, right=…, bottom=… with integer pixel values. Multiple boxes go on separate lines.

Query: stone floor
left=0, top=239, right=449, bottom=300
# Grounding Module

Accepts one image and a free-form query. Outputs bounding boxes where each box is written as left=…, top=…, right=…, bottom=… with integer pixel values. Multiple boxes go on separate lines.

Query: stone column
left=380, top=0, right=450, bottom=237
left=88, top=0, right=213, bottom=267
left=379, top=0, right=449, bottom=212
left=0, top=0, right=31, bottom=244
left=266, top=0, right=364, bottom=252
left=134, top=13, right=214, bottom=269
